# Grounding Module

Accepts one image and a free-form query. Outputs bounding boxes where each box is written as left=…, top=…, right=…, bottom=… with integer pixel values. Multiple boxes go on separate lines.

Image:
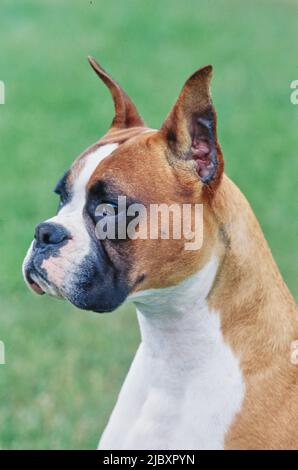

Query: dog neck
left=128, top=257, right=245, bottom=450
left=210, top=175, right=297, bottom=373
left=102, top=255, right=245, bottom=450
left=133, top=256, right=220, bottom=365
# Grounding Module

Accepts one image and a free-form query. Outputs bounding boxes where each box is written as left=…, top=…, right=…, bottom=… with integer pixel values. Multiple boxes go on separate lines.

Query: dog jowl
left=23, top=57, right=223, bottom=313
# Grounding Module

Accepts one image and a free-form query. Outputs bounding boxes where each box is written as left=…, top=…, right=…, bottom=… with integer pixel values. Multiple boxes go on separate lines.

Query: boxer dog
left=23, top=57, right=298, bottom=449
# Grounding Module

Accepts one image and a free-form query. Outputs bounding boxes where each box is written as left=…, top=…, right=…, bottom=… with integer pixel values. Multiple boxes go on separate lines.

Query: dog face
left=23, top=58, right=224, bottom=313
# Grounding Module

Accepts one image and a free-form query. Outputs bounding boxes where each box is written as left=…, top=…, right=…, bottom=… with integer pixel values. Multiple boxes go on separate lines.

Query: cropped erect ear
left=88, top=56, right=144, bottom=129
left=161, top=66, right=223, bottom=185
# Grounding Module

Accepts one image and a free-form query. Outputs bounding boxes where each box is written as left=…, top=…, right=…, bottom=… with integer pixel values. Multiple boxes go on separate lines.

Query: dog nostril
left=40, top=231, right=50, bottom=244
left=35, top=223, right=69, bottom=246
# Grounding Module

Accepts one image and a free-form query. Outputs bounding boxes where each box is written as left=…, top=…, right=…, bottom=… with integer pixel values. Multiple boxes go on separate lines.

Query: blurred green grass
left=0, top=0, right=297, bottom=449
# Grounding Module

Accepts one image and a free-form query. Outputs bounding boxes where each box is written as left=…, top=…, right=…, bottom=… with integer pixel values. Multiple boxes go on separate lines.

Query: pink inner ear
left=192, top=140, right=210, bottom=158
left=191, top=140, right=214, bottom=179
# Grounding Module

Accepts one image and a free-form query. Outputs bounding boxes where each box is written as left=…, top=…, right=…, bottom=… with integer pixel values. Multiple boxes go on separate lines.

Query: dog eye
left=93, top=202, right=118, bottom=221
left=54, top=171, right=70, bottom=212
left=56, top=194, right=66, bottom=213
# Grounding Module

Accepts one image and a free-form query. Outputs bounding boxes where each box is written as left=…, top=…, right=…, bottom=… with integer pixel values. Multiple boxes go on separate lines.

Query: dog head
left=23, top=57, right=224, bottom=313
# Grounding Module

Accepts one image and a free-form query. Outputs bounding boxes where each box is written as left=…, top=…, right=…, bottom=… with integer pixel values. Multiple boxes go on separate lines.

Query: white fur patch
left=45, top=143, right=118, bottom=287
left=61, top=143, right=118, bottom=217
left=99, top=256, right=245, bottom=450
left=59, top=143, right=118, bottom=218
left=23, top=143, right=118, bottom=293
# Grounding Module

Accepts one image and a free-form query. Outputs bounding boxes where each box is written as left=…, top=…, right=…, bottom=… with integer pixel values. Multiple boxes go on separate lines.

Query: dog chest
left=99, top=312, right=245, bottom=450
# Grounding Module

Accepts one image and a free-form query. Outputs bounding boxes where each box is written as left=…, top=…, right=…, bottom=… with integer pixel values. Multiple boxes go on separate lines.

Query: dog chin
left=63, top=286, right=118, bottom=314
left=25, top=271, right=125, bottom=314
left=25, top=271, right=120, bottom=314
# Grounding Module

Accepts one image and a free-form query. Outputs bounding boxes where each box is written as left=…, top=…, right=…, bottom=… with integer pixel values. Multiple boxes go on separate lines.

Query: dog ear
left=160, top=66, right=223, bottom=185
left=88, top=56, right=144, bottom=129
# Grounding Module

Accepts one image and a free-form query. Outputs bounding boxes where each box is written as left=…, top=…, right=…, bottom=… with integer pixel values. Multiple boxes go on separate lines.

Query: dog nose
left=34, top=222, right=69, bottom=247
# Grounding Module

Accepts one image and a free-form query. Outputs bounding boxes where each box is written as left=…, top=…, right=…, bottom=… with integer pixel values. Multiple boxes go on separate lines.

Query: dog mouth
left=23, top=244, right=67, bottom=298
left=24, top=262, right=62, bottom=297
left=26, top=269, right=64, bottom=299
left=25, top=270, right=46, bottom=295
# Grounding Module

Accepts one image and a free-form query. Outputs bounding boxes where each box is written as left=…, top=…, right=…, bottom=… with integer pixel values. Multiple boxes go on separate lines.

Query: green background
left=0, top=0, right=297, bottom=449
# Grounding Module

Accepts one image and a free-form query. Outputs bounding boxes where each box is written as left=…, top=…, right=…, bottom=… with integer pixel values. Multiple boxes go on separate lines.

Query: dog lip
left=25, top=270, right=45, bottom=295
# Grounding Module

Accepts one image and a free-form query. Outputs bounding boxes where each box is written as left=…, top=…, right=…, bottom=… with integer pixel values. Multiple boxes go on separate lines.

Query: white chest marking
left=98, top=256, right=245, bottom=450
